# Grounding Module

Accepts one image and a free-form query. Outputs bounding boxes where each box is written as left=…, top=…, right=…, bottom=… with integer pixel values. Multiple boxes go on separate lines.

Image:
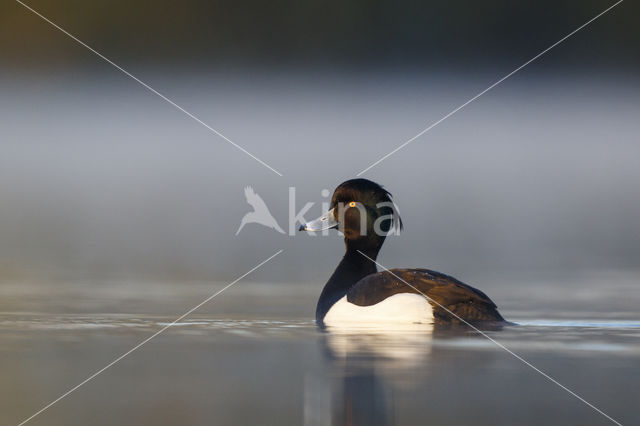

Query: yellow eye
left=348, top=202, right=356, bottom=207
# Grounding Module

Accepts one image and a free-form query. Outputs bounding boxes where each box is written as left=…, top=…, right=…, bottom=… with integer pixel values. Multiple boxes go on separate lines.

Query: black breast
left=347, top=268, right=506, bottom=324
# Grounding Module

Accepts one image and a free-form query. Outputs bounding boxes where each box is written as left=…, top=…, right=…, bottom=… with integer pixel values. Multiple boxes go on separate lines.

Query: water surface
left=1, top=278, right=639, bottom=426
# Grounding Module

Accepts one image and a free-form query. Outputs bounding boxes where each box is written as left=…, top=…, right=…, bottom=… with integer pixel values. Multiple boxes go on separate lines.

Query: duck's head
left=299, top=179, right=402, bottom=250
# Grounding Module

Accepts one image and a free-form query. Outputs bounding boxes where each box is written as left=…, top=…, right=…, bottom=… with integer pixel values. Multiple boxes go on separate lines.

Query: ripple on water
left=1, top=314, right=639, bottom=356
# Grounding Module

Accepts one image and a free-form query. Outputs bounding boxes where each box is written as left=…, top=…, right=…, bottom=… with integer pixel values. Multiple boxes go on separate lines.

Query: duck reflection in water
left=306, top=324, right=505, bottom=426
left=306, top=326, right=433, bottom=426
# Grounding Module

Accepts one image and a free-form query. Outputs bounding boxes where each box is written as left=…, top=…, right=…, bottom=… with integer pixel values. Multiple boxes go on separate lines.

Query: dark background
left=2, top=0, right=639, bottom=70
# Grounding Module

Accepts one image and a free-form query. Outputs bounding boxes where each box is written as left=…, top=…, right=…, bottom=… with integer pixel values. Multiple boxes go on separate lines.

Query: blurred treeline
left=2, top=0, right=638, bottom=70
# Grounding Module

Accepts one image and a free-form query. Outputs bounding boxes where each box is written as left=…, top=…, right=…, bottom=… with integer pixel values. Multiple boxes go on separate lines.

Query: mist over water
left=1, top=71, right=639, bottom=287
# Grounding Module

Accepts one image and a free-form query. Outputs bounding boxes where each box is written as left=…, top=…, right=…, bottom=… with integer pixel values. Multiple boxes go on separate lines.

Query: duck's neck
left=315, top=244, right=380, bottom=324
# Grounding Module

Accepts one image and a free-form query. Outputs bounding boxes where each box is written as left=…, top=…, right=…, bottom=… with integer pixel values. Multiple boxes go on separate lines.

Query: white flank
left=323, top=293, right=434, bottom=327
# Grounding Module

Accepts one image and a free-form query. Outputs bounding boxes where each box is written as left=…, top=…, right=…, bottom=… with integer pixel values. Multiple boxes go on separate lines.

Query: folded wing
left=347, top=268, right=505, bottom=324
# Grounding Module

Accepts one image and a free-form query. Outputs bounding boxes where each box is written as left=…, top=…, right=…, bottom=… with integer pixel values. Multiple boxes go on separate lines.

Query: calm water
left=1, top=276, right=639, bottom=426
